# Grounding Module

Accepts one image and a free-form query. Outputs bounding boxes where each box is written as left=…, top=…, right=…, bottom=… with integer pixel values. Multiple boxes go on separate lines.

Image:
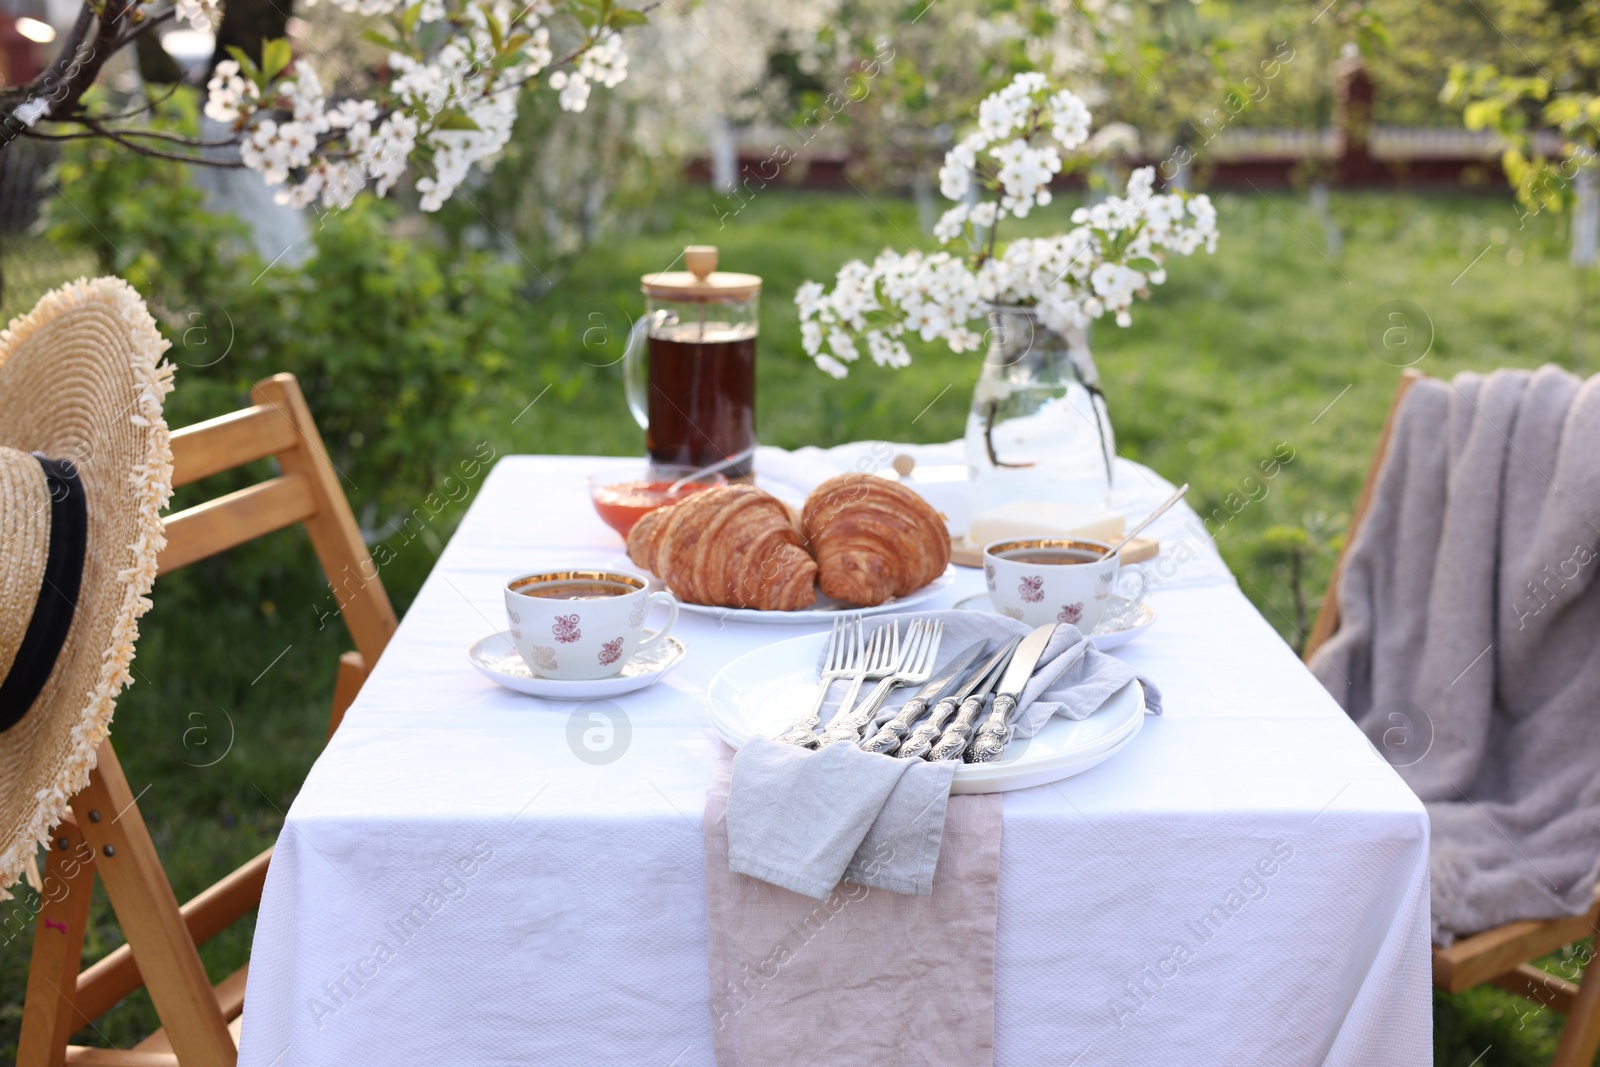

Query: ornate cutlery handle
left=927, top=693, right=990, bottom=762
left=776, top=683, right=834, bottom=747
left=821, top=669, right=911, bottom=746
left=966, top=693, right=1018, bottom=764
left=818, top=719, right=868, bottom=746
left=861, top=697, right=930, bottom=754
left=818, top=688, right=883, bottom=745
left=819, top=695, right=877, bottom=745
left=897, top=696, right=960, bottom=760
left=777, top=719, right=823, bottom=747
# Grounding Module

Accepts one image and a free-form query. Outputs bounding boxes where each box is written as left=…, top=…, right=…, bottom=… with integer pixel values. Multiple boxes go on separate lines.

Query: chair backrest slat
left=170, top=404, right=299, bottom=489
left=156, top=373, right=398, bottom=666
left=247, top=375, right=396, bottom=665
left=159, top=474, right=318, bottom=573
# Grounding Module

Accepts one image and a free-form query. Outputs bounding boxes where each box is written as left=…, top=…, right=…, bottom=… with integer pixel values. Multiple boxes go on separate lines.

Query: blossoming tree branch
left=0, top=0, right=653, bottom=212
left=796, top=72, right=1219, bottom=378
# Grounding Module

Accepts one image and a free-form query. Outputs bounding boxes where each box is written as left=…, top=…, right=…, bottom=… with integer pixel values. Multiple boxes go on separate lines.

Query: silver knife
left=966, top=624, right=1055, bottom=764
left=897, top=638, right=1019, bottom=760
left=860, top=641, right=987, bottom=754
left=924, top=637, right=1023, bottom=761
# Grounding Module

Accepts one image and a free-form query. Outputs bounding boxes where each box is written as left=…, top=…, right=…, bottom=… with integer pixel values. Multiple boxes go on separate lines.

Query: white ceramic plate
left=705, top=631, right=1147, bottom=793
left=952, top=593, right=1156, bottom=651
left=671, top=565, right=959, bottom=625
left=468, top=629, right=685, bottom=700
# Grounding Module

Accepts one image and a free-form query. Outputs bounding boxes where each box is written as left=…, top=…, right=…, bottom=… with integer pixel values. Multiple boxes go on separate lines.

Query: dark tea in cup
left=517, top=579, right=636, bottom=601
left=998, top=548, right=1102, bottom=565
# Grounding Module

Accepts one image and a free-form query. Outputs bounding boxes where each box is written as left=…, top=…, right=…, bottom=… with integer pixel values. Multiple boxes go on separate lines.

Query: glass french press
left=624, top=246, right=761, bottom=480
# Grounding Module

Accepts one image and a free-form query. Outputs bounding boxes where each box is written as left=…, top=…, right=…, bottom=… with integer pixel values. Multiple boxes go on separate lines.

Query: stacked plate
left=705, top=630, right=1147, bottom=794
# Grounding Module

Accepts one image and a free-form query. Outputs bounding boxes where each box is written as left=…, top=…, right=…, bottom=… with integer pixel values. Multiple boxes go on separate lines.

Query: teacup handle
left=1115, top=567, right=1148, bottom=604
left=634, top=591, right=679, bottom=654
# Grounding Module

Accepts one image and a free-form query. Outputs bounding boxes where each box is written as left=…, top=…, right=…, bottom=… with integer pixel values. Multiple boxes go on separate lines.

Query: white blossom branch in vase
left=795, top=71, right=1220, bottom=379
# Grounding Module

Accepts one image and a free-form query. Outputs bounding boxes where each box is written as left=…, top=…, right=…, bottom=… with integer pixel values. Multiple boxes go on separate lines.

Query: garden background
left=3, top=0, right=1599, bottom=1062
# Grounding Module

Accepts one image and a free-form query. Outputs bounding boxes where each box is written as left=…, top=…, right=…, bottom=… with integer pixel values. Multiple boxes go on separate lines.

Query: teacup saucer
left=952, top=594, right=1156, bottom=651
left=468, top=629, right=685, bottom=700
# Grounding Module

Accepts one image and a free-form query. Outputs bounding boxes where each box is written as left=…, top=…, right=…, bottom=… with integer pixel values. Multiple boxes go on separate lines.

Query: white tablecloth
left=238, top=448, right=1431, bottom=1067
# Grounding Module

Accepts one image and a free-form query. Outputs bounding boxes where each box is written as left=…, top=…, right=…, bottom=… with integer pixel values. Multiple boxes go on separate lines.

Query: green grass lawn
left=2, top=184, right=1596, bottom=1065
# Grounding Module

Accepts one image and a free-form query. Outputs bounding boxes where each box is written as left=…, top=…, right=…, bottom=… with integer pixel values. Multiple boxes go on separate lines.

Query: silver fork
left=859, top=621, right=948, bottom=751
left=848, top=620, right=944, bottom=748
left=817, top=621, right=899, bottom=746
left=776, top=616, right=860, bottom=747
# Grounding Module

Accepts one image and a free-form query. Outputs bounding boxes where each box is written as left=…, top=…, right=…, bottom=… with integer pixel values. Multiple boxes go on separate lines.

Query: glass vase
left=963, top=305, right=1116, bottom=513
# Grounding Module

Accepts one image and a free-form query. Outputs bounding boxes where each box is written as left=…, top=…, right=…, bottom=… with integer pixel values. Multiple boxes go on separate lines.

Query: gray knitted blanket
left=1312, top=366, right=1600, bottom=944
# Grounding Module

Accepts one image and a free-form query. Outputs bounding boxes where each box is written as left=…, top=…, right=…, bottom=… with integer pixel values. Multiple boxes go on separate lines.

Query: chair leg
left=17, top=815, right=97, bottom=1067
left=327, top=650, right=367, bottom=738
left=71, top=741, right=237, bottom=1067
left=1552, top=956, right=1600, bottom=1067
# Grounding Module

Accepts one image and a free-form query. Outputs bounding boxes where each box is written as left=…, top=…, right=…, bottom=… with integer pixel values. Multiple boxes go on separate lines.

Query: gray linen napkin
left=727, top=609, right=1161, bottom=900
left=1012, top=622, right=1164, bottom=735
left=728, top=740, right=954, bottom=899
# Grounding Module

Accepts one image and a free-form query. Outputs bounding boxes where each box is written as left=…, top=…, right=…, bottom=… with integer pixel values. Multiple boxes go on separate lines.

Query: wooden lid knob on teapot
left=641, top=245, right=761, bottom=301
left=684, top=245, right=718, bottom=279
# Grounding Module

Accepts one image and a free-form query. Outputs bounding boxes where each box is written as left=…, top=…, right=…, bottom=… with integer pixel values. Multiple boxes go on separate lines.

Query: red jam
left=591, top=479, right=714, bottom=537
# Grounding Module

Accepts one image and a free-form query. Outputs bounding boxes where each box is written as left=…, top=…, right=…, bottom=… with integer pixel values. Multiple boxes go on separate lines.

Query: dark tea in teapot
left=646, top=321, right=756, bottom=475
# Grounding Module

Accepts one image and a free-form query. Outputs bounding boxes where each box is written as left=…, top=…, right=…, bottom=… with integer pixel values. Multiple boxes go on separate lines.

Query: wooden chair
left=17, top=373, right=399, bottom=1067
left=1305, top=369, right=1600, bottom=1067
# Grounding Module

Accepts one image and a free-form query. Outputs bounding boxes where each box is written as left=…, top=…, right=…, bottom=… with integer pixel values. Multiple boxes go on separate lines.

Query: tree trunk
left=209, top=0, right=292, bottom=72
left=135, top=32, right=184, bottom=85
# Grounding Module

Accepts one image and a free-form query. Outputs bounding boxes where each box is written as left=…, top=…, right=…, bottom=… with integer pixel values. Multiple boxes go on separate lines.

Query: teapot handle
left=623, top=309, right=673, bottom=431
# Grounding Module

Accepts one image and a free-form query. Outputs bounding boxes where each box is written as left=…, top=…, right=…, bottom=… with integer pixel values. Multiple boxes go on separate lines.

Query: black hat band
left=0, top=455, right=87, bottom=732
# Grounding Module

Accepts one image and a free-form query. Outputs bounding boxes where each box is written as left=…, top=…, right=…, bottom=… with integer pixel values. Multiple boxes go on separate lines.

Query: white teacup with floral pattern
left=504, top=569, right=679, bottom=681
left=982, top=538, right=1147, bottom=630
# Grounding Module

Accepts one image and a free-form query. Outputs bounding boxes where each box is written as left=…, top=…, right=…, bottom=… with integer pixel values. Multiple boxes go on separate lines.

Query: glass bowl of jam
left=589, top=464, right=728, bottom=538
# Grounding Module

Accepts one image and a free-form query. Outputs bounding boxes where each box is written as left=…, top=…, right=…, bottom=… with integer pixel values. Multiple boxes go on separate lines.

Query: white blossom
left=815, top=354, right=850, bottom=379
left=240, top=120, right=287, bottom=184
left=14, top=97, right=49, bottom=127
left=795, top=72, right=1219, bottom=375
left=282, top=65, right=329, bottom=133
left=204, top=60, right=257, bottom=124
left=977, top=71, right=1048, bottom=141
left=524, top=26, right=553, bottom=73
left=174, top=0, right=219, bottom=31
left=578, top=31, right=629, bottom=89
left=548, top=70, right=592, bottom=112
left=934, top=203, right=970, bottom=243
left=938, top=134, right=982, bottom=200
left=990, top=137, right=1061, bottom=217
left=1048, top=89, right=1091, bottom=150
left=213, top=0, right=637, bottom=210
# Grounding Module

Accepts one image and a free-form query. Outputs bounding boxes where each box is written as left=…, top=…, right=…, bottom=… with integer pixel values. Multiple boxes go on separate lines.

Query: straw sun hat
left=0, top=277, right=174, bottom=897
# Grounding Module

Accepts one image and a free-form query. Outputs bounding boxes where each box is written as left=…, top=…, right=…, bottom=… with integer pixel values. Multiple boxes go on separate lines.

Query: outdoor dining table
left=235, top=445, right=1432, bottom=1067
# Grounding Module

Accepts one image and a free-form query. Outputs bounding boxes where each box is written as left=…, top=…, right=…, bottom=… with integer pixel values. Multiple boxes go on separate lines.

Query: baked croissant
left=627, top=485, right=818, bottom=611
left=802, top=473, right=949, bottom=606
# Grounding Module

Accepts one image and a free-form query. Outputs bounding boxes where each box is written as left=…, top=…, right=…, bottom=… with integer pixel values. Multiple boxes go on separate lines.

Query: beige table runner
left=703, top=747, right=1002, bottom=1067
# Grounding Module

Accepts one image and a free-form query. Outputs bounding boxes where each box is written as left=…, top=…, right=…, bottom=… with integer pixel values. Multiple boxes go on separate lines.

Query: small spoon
left=1102, top=483, right=1189, bottom=559
left=666, top=446, right=757, bottom=494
